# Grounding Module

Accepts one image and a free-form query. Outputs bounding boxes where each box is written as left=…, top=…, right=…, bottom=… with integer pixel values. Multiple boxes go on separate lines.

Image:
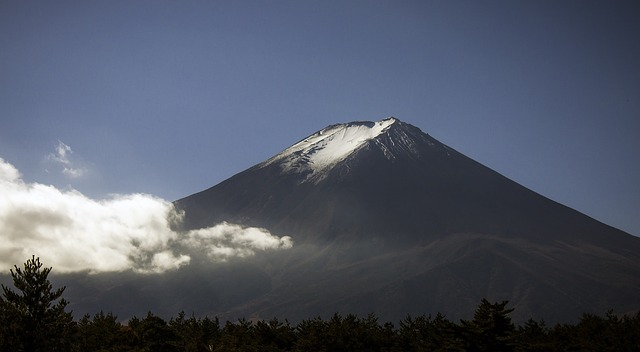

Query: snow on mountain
left=261, top=117, right=397, bottom=182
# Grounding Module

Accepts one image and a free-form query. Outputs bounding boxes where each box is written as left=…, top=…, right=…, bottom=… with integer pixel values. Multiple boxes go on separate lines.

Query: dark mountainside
left=173, top=117, right=640, bottom=324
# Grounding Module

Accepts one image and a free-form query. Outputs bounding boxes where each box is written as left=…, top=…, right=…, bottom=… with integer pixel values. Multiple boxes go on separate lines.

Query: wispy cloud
left=46, top=140, right=87, bottom=178
left=0, top=157, right=293, bottom=274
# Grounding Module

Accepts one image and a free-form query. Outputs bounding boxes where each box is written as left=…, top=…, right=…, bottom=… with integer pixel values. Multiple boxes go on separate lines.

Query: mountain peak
left=174, top=117, right=640, bottom=324
left=260, top=117, right=400, bottom=182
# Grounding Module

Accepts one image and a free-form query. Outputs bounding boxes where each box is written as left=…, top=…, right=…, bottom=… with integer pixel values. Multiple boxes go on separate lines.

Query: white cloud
left=0, top=157, right=293, bottom=274
left=46, top=141, right=87, bottom=178
left=0, top=159, right=21, bottom=183
left=186, top=223, right=293, bottom=261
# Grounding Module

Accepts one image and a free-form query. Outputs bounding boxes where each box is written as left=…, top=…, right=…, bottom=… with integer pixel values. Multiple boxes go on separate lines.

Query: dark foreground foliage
left=2, top=257, right=639, bottom=351
left=6, top=305, right=640, bottom=352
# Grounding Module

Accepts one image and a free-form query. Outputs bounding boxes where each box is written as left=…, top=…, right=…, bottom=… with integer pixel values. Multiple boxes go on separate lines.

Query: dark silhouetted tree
left=169, top=311, right=221, bottom=352
left=0, top=255, right=74, bottom=352
left=141, top=312, right=177, bottom=352
left=216, top=318, right=256, bottom=351
left=459, top=299, right=516, bottom=352
left=294, top=313, right=394, bottom=352
left=75, top=311, right=123, bottom=351
left=514, top=318, right=551, bottom=352
left=293, top=316, right=327, bottom=351
left=253, top=317, right=296, bottom=351
left=396, top=313, right=461, bottom=351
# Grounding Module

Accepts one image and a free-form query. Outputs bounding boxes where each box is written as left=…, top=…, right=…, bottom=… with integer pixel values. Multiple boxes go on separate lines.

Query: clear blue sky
left=2, top=0, right=639, bottom=236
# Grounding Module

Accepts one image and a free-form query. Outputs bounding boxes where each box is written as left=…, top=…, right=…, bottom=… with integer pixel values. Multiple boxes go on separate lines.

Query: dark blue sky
left=1, top=0, right=639, bottom=236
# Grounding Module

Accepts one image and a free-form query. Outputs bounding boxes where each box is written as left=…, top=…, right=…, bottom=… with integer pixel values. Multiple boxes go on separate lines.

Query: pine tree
left=0, top=256, right=74, bottom=352
left=459, top=299, right=516, bottom=352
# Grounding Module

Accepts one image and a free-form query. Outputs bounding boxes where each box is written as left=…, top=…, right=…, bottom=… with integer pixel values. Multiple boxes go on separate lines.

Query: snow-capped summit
left=261, top=117, right=398, bottom=181
left=259, top=117, right=451, bottom=183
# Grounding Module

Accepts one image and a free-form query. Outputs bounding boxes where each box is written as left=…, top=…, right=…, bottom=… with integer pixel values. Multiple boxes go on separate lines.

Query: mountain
left=174, top=117, right=640, bottom=324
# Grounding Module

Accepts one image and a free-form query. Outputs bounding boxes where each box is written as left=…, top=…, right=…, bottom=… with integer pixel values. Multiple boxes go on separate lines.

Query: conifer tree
left=460, top=299, right=516, bottom=352
left=0, top=256, right=74, bottom=352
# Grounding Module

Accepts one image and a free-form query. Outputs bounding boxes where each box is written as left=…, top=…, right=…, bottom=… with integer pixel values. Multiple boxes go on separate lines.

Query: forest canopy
left=1, top=257, right=639, bottom=351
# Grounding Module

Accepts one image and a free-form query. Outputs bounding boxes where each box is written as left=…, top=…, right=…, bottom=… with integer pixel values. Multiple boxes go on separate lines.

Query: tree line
left=1, top=256, right=639, bottom=351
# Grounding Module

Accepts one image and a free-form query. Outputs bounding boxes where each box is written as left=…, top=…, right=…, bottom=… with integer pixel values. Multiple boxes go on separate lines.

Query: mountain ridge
left=173, top=117, right=640, bottom=323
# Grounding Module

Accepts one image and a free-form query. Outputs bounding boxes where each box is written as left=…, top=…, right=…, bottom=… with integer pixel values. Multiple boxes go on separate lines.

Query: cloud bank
left=0, top=158, right=292, bottom=274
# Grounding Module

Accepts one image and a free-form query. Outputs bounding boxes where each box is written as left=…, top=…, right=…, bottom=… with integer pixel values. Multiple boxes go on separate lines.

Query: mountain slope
left=175, top=117, right=640, bottom=323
